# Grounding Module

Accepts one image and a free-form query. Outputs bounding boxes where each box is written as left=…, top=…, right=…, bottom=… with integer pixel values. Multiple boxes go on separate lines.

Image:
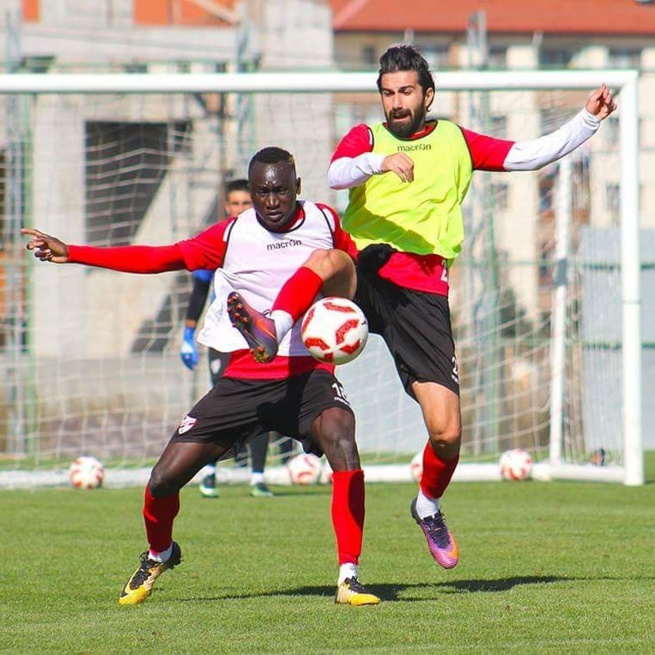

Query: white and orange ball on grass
left=68, top=456, right=104, bottom=489
left=300, top=297, right=368, bottom=365
left=499, top=449, right=533, bottom=481
left=286, top=453, right=323, bottom=486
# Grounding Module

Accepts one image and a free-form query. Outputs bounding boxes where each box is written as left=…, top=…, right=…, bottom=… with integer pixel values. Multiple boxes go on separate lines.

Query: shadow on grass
left=179, top=575, right=580, bottom=603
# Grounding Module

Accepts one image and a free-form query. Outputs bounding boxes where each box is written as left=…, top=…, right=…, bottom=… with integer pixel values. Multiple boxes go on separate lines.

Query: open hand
left=586, top=84, right=617, bottom=121
left=21, top=228, right=70, bottom=263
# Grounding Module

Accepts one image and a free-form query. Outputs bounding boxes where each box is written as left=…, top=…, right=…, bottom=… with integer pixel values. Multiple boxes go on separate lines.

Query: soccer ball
left=499, top=449, right=533, bottom=481
left=287, top=453, right=323, bottom=486
left=68, top=456, right=104, bottom=489
left=409, top=451, right=423, bottom=482
left=300, top=297, right=368, bottom=365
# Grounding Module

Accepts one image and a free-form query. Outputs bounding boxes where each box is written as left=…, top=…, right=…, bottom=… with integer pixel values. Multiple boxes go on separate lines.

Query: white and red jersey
left=328, top=109, right=601, bottom=295
left=68, top=200, right=356, bottom=381
left=195, top=201, right=354, bottom=378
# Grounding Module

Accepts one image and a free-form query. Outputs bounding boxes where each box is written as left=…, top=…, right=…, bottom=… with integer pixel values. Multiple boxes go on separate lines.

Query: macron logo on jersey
left=397, top=143, right=432, bottom=152
left=267, top=239, right=302, bottom=251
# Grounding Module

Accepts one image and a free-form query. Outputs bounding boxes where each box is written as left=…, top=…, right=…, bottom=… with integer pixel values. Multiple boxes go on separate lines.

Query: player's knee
left=321, top=424, right=359, bottom=466
left=148, top=469, right=179, bottom=498
left=428, top=423, right=461, bottom=448
left=330, top=431, right=358, bottom=457
left=306, top=249, right=350, bottom=278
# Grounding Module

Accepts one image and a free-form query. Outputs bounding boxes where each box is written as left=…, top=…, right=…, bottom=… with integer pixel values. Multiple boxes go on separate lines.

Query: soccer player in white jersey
left=222, top=45, right=617, bottom=572
left=180, top=178, right=292, bottom=499
left=22, top=147, right=380, bottom=607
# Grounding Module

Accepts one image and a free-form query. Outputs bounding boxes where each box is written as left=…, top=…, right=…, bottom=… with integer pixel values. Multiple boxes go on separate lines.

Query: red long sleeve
left=67, top=243, right=186, bottom=273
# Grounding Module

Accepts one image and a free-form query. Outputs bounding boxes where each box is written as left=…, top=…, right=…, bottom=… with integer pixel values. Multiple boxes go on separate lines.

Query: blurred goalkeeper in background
left=22, top=146, right=380, bottom=607
left=180, top=178, right=293, bottom=499
left=223, top=45, right=617, bottom=571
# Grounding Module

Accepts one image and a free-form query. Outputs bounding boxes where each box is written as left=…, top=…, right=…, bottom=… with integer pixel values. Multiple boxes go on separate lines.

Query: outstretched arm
left=502, top=84, right=617, bottom=172
left=22, top=227, right=186, bottom=273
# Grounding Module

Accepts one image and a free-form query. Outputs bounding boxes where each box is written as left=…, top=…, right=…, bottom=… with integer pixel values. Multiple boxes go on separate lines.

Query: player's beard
left=386, top=105, right=426, bottom=139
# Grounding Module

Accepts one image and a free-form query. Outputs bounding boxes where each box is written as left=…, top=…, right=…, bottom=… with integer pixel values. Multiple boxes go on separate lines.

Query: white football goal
left=0, top=68, right=643, bottom=488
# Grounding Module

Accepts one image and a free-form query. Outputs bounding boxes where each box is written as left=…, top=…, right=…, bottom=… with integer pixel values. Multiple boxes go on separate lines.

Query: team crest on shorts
left=178, top=415, right=197, bottom=435
left=451, top=356, right=460, bottom=385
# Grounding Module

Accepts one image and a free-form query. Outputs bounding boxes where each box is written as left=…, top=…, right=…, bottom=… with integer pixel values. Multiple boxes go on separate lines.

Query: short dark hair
left=225, top=178, right=249, bottom=195
left=376, top=44, right=435, bottom=96
left=248, top=147, right=296, bottom=176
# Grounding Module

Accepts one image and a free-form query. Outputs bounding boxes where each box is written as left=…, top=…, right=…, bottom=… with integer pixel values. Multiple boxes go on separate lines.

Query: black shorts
left=208, top=348, right=229, bottom=385
left=171, top=369, right=354, bottom=458
left=354, top=268, right=460, bottom=398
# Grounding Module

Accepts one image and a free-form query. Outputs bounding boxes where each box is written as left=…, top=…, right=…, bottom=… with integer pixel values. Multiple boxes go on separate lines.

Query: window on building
left=124, top=62, right=149, bottom=74
left=538, top=167, right=557, bottom=214
left=605, top=183, right=620, bottom=224
left=538, top=234, right=556, bottom=286
left=0, top=150, right=5, bottom=243
left=85, top=121, right=190, bottom=245
left=492, top=183, right=509, bottom=211
left=488, top=46, right=507, bottom=69
left=608, top=48, right=642, bottom=69
left=419, top=46, right=450, bottom=69
left=604, top=115, right=620, bottom=150
left=539, top=47, right=575, bottom=69
left=361, top=46, right=376, bottom=67
left=20, top=56, right=54, bottom=73
left=540, top=106, right=576, bottom=135
left=491, top=115, right=508, bottom=138
left=572, top=155, right=591, bottom=219
left=538, top=157, right=591, bottom=219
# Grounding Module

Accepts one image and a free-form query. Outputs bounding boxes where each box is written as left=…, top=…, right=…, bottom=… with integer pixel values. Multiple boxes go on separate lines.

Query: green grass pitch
left=1, top=455, right=653, bottom=654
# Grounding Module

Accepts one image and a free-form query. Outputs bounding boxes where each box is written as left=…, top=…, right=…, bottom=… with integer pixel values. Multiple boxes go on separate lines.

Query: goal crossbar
left=0, top=69, right=639, bottom=94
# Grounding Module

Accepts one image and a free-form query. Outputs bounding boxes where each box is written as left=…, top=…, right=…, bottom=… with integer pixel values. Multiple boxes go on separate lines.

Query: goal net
left=0, top=70, right=642, bottom=488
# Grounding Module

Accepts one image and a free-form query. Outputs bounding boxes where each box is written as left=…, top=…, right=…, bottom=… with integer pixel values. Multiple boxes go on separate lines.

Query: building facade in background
left=0, top=0, right=652, bottom=462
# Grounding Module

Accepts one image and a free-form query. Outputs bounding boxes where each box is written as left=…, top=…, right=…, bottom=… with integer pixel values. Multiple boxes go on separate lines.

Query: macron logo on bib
left=267, top=239, right=302, bottom=251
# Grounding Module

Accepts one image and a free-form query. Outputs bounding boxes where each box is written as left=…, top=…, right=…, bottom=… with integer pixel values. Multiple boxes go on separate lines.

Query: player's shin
left=143, top=485, right=180, bottom=555
left=331, top=469, right=380, bottom=605
left=331, top=469, right=365, bottom=568
left=420, top=442, right=459, bottom=501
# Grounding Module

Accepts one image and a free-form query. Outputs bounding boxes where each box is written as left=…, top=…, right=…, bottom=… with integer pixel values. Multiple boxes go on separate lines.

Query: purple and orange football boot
left=227, top=292, right=278, bottom=363
left=410, top=498, right=459, bottom=569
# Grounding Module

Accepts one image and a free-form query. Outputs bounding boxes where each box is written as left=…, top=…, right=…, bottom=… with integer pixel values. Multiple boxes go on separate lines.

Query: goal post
left=0, top=69, right=642, bottom=487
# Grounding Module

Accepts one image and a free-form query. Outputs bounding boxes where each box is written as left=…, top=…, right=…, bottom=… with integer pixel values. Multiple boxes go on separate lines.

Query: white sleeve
left=327, top=153, right=387, bottom=190
left=504, top=109, right=602, bottom=171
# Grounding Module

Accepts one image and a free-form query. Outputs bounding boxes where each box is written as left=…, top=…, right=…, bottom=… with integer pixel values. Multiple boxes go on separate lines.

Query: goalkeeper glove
left=180, top=326, right=199, bottom=370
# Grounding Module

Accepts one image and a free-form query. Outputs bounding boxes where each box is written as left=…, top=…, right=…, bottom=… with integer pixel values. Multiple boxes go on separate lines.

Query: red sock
left=143, top=485, right=180, bottom=554
left=331, top=469, right=365, bottom=566
left=272, top=267, right=323, bottom=322
left=420, top=443, right=459, bottom=500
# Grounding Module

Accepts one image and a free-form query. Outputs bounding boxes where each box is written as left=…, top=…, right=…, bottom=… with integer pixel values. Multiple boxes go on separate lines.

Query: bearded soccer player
left=225, top=45, right=616, bottom=570
left=22, top=147, right=379, bottom=607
